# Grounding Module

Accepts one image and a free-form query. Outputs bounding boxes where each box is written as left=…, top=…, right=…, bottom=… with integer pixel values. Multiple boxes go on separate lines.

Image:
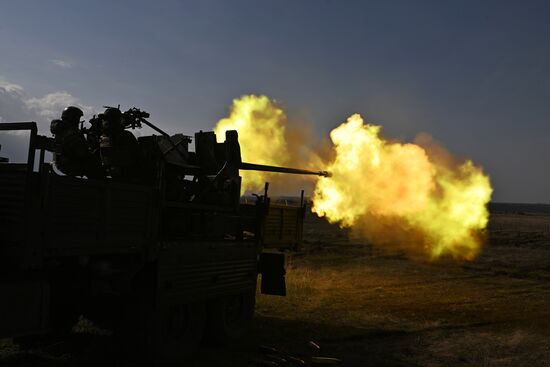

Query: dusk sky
left=1, top=0, right=549, bottom=203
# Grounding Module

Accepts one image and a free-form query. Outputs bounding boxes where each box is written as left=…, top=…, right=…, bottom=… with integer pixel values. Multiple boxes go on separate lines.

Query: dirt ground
left=2, top=208, right=550, bottom=366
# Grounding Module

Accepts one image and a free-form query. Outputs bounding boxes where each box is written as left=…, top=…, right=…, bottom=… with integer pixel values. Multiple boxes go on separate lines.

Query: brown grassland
left=200, top=210, right=550, bottom=366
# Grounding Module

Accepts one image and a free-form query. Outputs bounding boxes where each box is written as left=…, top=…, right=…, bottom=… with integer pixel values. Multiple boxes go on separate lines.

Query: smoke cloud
left=214, top=95, right=323, bottom=196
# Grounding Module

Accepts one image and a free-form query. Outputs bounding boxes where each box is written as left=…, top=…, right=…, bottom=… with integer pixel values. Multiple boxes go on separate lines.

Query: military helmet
left=61, top=106, right=84, bottom=123
left=103, top=107, right=123, bottom=131
left=103, top=107, right=122, bottom=122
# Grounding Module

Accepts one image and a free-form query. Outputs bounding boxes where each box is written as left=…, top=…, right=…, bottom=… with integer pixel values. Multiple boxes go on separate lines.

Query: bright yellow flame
left=214, top=95, right=290, bottom=192
left=214, top=96, right=492, bottom=260
left=312, top=114, right=492, bottom=260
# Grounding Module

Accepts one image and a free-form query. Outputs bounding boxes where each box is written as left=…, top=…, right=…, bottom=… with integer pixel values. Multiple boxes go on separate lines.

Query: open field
left=2, top=205, right=550, bottom=366
left=196, top=208, right=550, bottom=366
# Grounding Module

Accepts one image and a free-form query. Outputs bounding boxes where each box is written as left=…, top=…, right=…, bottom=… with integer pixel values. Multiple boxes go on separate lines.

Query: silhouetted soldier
left=99, top=107, right=141, bottom=181
left=50, top=106, right=103, bottom=178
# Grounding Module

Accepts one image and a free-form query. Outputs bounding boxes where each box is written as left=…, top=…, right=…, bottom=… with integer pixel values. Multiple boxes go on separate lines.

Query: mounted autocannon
left=239, top=162, right=330, bottom=177
left=45, top=105, right=329, bottom=206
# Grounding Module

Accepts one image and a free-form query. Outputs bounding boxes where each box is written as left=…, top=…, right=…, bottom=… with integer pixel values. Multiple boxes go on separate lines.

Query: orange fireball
left=312, top=114, right=492, bottom=260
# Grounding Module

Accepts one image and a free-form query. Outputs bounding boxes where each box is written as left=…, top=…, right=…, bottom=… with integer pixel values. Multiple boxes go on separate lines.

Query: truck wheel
left=117, top=299, right=206, bottom=366
left=206, top=291, right=255, bottom=344
left=115, top=294, right=155, bottom=365
left=157, top=302, right=206, bottom=365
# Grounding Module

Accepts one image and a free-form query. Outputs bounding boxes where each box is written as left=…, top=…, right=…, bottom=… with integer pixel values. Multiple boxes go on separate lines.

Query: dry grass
left=411, top=329, right=550, bottom=367
left=254, top=212, right=550, bottom=366
left=489, top=213, right=550, bottom=233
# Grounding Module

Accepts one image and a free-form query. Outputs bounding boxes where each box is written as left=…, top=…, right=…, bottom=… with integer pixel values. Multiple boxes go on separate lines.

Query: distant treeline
left=241, top=197, right=550, bottom=214
left=488, top=202, right=550, bottom=215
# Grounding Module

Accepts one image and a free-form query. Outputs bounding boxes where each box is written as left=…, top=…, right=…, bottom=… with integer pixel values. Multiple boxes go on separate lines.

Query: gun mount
left=125, top=107, right=332, bottom=178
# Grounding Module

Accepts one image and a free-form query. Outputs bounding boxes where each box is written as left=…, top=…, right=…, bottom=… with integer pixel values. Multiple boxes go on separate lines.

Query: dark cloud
left=0, top=78, right=90, bottom=162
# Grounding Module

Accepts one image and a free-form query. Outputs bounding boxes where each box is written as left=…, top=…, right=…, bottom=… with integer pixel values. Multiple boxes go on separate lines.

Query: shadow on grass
left=1, top=316, right=420, bottom=367
left=195, top=316, right=420, bottom=367
left=2, top=316, right=547, bottom=367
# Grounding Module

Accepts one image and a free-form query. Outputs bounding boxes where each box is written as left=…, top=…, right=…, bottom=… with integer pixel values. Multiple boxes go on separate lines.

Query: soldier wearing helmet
left=99, top=107, right=141, bottom=180
left=50, top=106, right=103, bottom=178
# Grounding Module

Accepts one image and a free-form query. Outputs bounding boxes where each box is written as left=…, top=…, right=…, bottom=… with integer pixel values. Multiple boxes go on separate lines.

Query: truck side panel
left=158, top=241, right=257, bottom=304
left=42, top=175, right=157, bottom=256
left=262, top=204, right=304, bottom=250
left=0, top=164, right=27, bottom=248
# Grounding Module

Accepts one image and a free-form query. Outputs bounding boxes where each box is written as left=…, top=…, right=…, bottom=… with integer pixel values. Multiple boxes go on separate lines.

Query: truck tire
left=205, top=290, right=255, bottom=344
left=115, top=292, right=154, bottom=365
left=117, top=297, right=206, bottom=366
left=157, top=301, right=206, bottom=365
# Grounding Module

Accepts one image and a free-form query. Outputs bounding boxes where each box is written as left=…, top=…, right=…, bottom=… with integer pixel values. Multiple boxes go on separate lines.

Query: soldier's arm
left=64, top=132, right=93, bottom=158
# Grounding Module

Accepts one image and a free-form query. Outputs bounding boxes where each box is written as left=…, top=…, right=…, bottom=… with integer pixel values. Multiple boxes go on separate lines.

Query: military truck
left=0, top=117, right=327, bottom=364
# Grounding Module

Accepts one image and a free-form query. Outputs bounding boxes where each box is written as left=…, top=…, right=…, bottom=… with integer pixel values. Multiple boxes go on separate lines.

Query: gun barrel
left=240, top=162, right=331, bottom=177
